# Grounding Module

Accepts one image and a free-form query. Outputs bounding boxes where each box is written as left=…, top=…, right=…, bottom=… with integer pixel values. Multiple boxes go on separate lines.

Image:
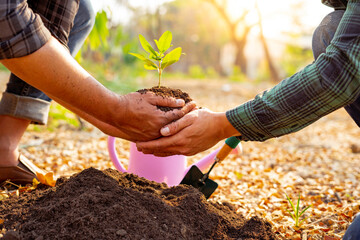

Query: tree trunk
left=256, top=1, right=280, bottom=82
left=204, top=0, right=253, bottom=77
left=259, top=33, right=280, bottom=82
left=234, top=40, right=247, bottom=75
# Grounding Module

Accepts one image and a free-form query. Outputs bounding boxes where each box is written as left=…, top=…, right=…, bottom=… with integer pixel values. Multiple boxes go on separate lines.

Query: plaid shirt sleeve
left=322, top=0, right=348, bottom=9
left=226, top=0, right=360, bottom=142
left=0, top=1, right=51, bottom=59
left=0, top=0, right=79, bottom=60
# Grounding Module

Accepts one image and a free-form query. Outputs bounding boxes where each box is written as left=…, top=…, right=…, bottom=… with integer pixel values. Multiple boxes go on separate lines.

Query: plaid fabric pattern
left=322, top=0, right=348, bottom=9
left=226, top=0, right=360, bottom=141
left=0, top=0, right=79, bottom=60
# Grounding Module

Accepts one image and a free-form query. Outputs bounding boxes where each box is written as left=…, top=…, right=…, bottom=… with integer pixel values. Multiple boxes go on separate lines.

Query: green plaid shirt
left=226, top=0, right=360, bottom=142
left=322, top=0, right=348, bottom=9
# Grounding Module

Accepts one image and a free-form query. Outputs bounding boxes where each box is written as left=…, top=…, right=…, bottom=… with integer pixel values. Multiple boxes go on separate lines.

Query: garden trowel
left=180, top=136, right=241, bottom=199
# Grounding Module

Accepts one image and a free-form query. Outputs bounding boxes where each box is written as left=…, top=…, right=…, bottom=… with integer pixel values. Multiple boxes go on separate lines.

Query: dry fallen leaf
left=0, top=219, right=4, bottom=224
left=33, top=178, right=40, bottom=187
left=36, top=172, right=56, bottom=187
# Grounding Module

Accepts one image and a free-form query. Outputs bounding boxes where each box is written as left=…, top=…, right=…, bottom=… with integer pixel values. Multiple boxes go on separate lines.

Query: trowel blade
left=180, top=165, right=218, bottom=199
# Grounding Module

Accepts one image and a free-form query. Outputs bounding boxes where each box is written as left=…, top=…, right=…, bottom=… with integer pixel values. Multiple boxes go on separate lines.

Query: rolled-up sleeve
left=226, top=0, right=360, bottom=141
left=0, top=0, right=51, bottom=59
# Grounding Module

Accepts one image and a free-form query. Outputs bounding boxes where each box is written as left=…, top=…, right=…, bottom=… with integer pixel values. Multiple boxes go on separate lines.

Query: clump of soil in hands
left=0, top=168, right=277, bottom=240
left=138, top=86, right=192, bottom=112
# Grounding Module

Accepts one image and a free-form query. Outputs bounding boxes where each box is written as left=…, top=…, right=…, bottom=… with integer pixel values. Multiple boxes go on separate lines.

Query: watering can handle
left=215, top=136, right=241, bottom=163
left=107, top=136, right=127, bottom=172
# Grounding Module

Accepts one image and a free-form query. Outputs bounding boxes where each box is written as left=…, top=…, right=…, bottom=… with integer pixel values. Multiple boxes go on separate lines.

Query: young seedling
left=130, top=31, right=182, bottom=87
left=286, top=193, right=311, bottom=228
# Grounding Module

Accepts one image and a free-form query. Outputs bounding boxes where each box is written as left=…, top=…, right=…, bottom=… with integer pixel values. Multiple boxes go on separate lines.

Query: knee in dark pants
left=312, top=10, right=345, bottom=60
left=78, top=0, right=96, bottom=33
left=343, top=213, right=360, bottom=240
left=68, top=0, right=96, bottom=56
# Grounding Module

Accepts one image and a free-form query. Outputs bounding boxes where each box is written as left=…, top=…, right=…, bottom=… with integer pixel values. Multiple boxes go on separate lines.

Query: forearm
left=50, top=95, right=132, bottom=140
left=1, top=37, right=124, bottom=128
left=216, top=112, right=240, bottom=139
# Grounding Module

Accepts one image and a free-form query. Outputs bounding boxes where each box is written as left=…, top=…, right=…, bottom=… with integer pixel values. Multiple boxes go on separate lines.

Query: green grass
left=286, top=193, right=311, bottom=228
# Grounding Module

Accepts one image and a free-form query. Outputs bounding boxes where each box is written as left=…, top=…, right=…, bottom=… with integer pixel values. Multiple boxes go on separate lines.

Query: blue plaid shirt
left=0, top=0, right=79, bottom=60
left=226, top=0, right=360, bottom=141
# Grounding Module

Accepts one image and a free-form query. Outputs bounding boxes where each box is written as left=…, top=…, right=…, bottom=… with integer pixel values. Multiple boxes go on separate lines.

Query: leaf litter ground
left=1, top=78, right=360, bottom=239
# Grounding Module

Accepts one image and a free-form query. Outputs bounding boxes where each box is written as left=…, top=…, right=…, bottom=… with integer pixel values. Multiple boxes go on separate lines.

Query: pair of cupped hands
left=120, top=91, right=238, bottom=157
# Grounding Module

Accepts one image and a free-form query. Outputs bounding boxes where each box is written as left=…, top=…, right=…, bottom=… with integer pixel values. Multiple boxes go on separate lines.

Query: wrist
left=110, top=94, right=128, bottom=128
left=215, top=112, right=241, bottom=140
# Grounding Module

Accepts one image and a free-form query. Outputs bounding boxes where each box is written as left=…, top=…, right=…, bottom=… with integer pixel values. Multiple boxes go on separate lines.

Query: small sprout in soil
left=130, top=31, right=182, bottom=87
left=286, top=193, right=311, bottom=228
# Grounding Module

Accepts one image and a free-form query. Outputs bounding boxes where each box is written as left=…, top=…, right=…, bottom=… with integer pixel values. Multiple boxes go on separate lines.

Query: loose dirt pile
left=0, top=168, right=276, bottom=240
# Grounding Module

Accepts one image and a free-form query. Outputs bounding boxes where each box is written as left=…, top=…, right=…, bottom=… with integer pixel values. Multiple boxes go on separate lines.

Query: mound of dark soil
left=0, top=168, right=276, bottom=240
left=138, top=86, right=192, bottom=112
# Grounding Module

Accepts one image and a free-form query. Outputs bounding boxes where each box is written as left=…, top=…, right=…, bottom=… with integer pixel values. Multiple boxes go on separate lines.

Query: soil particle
left=0, top=168, right=277, bottom=240
left=137, top=86, right=192, bottom=112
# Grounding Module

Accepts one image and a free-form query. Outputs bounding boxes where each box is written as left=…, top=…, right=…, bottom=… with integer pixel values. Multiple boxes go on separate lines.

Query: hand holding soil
left=116, top=91, right=196, bottom=141
left=136, top=108, right=239, bottom=156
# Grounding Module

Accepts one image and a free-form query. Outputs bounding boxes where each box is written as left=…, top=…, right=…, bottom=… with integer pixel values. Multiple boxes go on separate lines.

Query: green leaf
left=286, top=209, right=295, bottom=221
left=161, top=47, right=182, bottom=70
left=87, top=27, right=100, bottom=50
left=96, top=11, right=109, bottom=41
left=144, top=59, right=158, bottom=70
left=83, top=10, right=110, bottom=51
left=156, top=31, right=172, bottom=53
left=286, top=194, right=296, bottom=213
left=129, top=52, right=147, bottom=61
left=300, top=217, right=309, bottom=225
left=296, top=194, right=301, bottom=217
left=74, top=48, right=82, bottom=63
left=139, top=34, right=158, bottom=57
left=299, top=205, right=311, bottom=217
left=150, top=53, right=161, bottom=61
left=144, top=64, right=158, bottom=70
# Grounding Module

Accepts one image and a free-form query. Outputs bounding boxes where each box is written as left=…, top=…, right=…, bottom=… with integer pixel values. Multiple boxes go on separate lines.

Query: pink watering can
left=107, top=136, right=241, bottom=186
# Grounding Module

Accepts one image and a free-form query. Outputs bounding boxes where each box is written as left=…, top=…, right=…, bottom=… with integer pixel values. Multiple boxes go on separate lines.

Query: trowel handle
left=215, top=137, right=241, bottom=162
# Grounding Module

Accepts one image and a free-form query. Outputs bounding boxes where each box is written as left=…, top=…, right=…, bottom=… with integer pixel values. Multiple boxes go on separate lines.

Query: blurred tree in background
left=280, top=44, right=313, bottom=77
left=203, top=0, right=254, bottom=76
left=279, top=1, right=314, bottom=78
left=75, top=0, right=318, bottom=87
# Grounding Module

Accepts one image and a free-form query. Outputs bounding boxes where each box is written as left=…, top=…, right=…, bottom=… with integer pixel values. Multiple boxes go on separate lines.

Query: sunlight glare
left=226, top=0, right=332, bottom=39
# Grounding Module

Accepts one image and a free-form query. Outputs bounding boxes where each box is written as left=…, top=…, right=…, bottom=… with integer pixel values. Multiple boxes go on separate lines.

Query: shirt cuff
left=0, top=92, right=51, bottom=125
left=226, top=101, right=274, bottom=142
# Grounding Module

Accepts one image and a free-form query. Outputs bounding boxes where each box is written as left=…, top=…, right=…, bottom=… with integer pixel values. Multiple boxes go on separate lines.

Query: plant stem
left=158, top=70, right=162, bottom=87
left=158, top=60, right=162, bottom=87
